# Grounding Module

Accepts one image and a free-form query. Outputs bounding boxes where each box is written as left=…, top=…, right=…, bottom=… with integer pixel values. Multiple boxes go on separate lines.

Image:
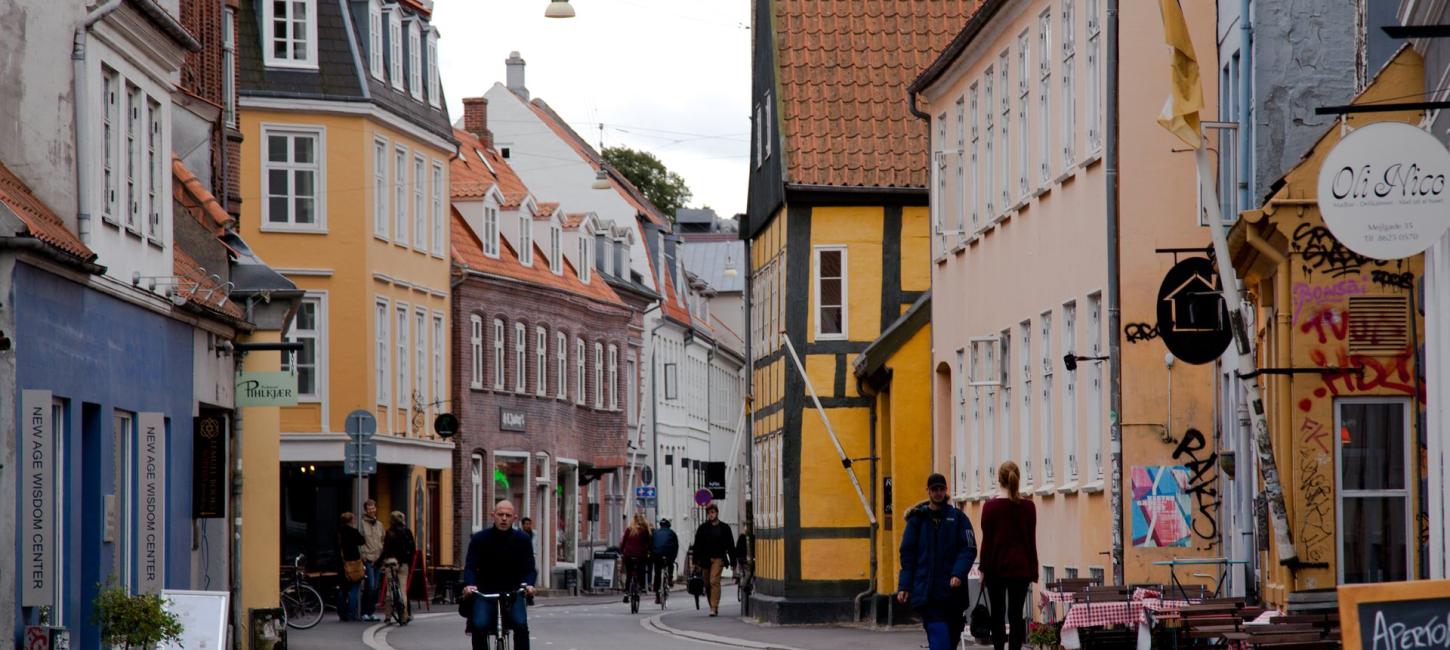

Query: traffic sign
left=344, top=456, right=378, bottom=475
left=345, top=409, right=377, bottom=438
left=635, top=486, right=656, bottom=499
left=694, top=488, right=713, bottom=507
left=344, top=439, right=378, bottom=476
left=641, top=466, right=654, bottom=486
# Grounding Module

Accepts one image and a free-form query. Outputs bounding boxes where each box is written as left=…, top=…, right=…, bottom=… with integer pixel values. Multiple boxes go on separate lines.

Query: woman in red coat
left=979, top=461, right=1038, bottom=650
left=620, top=513, right=652, bottom=599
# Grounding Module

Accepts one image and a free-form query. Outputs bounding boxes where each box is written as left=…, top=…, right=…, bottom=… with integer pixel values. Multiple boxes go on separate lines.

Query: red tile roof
left=563, top=212, right=588, bottom=230
left=535, top=202, right=560, bottom=219
left=451, top=208, right=623, bottom=307
left=452, top=128, right=531, bottom=209
left=523, top=99, right=669, bottom=226
left=774, top=0, right=978, bottom=188
left=173, top=156, right=235, bottom=237
left=171, top=156, right=246, bottom=320
left=0, top=161, right=95, bottom=261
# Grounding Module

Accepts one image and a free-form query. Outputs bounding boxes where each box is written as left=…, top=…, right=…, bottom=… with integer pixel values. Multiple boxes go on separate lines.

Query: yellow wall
left=873, top=323, right=934, bottom=588
left=900, top=207, right=932, bottom=293
left=239, top=332, right=283, bottom=627
left=807, top=206, right=885, bottom=343
left=803, top=538, right=871, bottom=581
left=798, top=406, right=872, bottom=529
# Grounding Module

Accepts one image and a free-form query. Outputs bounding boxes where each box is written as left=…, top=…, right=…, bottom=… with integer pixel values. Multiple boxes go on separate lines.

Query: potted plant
left=1027, top=619, right=1062, bottom=650
left=93, top=584, right=184, bottom=650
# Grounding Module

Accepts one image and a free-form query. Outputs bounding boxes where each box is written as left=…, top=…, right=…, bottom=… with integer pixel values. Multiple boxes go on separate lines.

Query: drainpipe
left=741, top=235, right=755, bottom=614
left=1238, top=0, right=1253, bottom=215
left=73, top=0, right=125, bottom=245
left=1244, top=222, right=1290, bottom=583
left=1106, top=0, right=1125, bottom=587
left=853, top=398, right=878, bottom=624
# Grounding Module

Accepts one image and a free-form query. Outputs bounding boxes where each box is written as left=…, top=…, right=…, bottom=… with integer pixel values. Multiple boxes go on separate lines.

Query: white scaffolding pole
left=782, top=333, right=877, bottom=526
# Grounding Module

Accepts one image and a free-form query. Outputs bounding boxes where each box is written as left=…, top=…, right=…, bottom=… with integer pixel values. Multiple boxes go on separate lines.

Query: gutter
left=1106, top=0, right=1125, bottom=586
left=0, top=237, right=106, bottom=275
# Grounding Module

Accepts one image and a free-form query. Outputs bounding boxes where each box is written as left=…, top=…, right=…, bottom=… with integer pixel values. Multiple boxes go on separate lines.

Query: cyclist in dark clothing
left=650, top=519, right=680, bottom=600
left=462, top=500, right=536, bottom=650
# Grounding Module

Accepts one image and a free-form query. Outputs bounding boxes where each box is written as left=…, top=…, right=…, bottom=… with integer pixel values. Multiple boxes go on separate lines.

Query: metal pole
left=724, top=400, right=748, bottom=497
left=1105, top=0, right=1125, bottom=587
left=781, top=334, right=877, bottom=525
left=1193, top=146, right=1297, bottom=564
left=230, top=362, right=245, bottom=650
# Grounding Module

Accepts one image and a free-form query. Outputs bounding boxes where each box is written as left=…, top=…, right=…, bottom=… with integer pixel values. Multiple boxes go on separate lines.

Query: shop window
left=1337, top=398, right=1411, bottom=583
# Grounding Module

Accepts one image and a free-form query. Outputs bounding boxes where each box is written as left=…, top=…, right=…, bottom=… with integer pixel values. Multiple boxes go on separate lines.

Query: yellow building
left=744, top=0, right=970, bottom=622
left=238, top=0, right=455, bottom=573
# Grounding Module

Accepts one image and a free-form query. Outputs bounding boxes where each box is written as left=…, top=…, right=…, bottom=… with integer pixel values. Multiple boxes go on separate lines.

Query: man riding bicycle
left=650, top=518, right=680, bottom=603
left=462, top=500, right=536, bottom=650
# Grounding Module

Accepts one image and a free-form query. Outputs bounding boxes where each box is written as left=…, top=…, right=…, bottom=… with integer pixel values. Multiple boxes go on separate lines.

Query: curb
left=363, top=613, right=451, bottom=650
left=642, top=611, right=806, bottom=650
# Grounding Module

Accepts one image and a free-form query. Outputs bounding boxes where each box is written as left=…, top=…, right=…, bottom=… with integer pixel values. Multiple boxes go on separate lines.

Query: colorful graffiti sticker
left=1131, top=465, right=1193, bottom=547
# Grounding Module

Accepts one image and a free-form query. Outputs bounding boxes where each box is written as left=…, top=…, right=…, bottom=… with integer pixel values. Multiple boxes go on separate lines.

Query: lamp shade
left=544, top=0, right=575, bottom=18
left=590, top=169, right=611, bottom=190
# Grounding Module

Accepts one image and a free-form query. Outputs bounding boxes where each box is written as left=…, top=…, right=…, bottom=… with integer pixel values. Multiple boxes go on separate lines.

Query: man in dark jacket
left=650, top=519, right=680, bottom=601
left=692, top=504, right=734, bottom=616
left=897, top=473, right=977, bottom=650
left=462, top=500, right=537, bottom=650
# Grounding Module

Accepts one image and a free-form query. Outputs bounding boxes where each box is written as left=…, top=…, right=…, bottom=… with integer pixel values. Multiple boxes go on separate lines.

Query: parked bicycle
left=280, top=554, right=325, bottom=630
left=381, top=557, right=409, bottom=625
left=475, top=585, right=529, bottom=649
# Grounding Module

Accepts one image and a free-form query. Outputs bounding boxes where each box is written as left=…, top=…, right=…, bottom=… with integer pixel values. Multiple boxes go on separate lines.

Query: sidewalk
left=652, top=601, right=963, bottom=650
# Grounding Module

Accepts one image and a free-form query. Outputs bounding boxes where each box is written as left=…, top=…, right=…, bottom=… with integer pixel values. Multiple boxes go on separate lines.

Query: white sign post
left=21, top=390, right=52, bottom=608
left=1318, top=121, right=1450, bottom=260
left=138, top=412, right=167, bottom=594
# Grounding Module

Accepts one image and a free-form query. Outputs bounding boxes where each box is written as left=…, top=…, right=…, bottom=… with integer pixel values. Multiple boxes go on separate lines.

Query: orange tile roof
left=535, top=202, right=559, bottom=219
left=451, top=208, right=623, bottom=307
left=774, top=0, right=977, bottom=188
left=523, top=99, right=669, bottom=226
left=563, top=212, right=588, bottom=230
left=173, top=156, right=236, bottom=237
left=0, top=161, right=94, bottom=262
left=452, top=128, right=532, bottom=210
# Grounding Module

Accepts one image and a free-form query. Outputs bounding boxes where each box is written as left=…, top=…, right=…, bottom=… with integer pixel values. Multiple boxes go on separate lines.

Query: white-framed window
left=483, top=207, right=499, bottom=257
left=575, top=338, right=586, bottom=405
left=368, top=0, right=383, bottom=79
left=813, top=246, right=847, bottom=339
left=469, top=314, right=483, bottom=389
left=1086, top=0, right=1102, bottom=153
left=626, top=356, right=638, bottom=425
left=514, top=322, right=527, bottom=393
left=1062, top=300, right=1078, bottom=480
left=224, top=9, right=237, bottom=126
left=1336, top=398, right=1413, bottom=583
left=968, top=84, right=979, bottom=230
left=431, top=162, right=445, bottom=255
left=470, top=454, right=484, bottom=532
left=263, top=126, right=323, bottom=230
left=999, top=52, right=1011, bottom=209
left=389, top=10, right=403, bottom=89
left=394, top=146, right=407, bottom=244
left=1087, top=291, right=1103, bottom=478
left=933, top=111, right=947, bottom=254
left=145, top=98, right=162, bottom=241
left=1061, top=0, right=1077, bottom=169
left=102, top=66, right=119, bottom=226
left=396, top=304, right=409, bottom=415
left=415, top=308, right=427, bottom=415
left=126, top=85, right=140, bottom=233
left=263, top=0, right=318, bottom=69
left=1018, top=30, right=1031, bottom=198
left=1000, top=327, right=1013, bottom=490
left=763, top=90, right=773, bottom=161
left=955, top=348, right=967, bottom=489
left=608, top=344, right=619, bottom=410
left=519, top=213, right=534, bottom=266
left=1040, top=310, right=1054, bottom=482
left=550, top=226, right=563, bottom=274
left=1038, top=9, right=1053, bottom=185
left=556, top=332, right=568, bottom=399
left=285, top=295, right=324, bottom=399
left=594, top=343, right=604, bottom=409
left=1020, top=320, right=1033, bottom=484
left=984, top=69, right=995, bottom=218
left=378, top=299, right=392, bottom=403
left=536, top=326, right=548, bottom=396
left=493, top=319, right=505, bottom=389
left=374, top=138, right=389, bottom=238
left=413, top=155, right=426, bottom=250
left=753, top=103, right=763, bottom=169
left=427, top=31, right=440, bottom=107
left=954, top=99, right=964, bottom=237
left=578, top=234, right=591, bottom=283
left=408, top=21, right=422, bottom=100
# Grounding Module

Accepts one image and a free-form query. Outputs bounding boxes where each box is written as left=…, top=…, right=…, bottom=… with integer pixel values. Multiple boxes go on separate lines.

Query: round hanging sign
left=1317, top=121, right=1450, bottom=260
left=1156, top=257, right=1232, bottom=366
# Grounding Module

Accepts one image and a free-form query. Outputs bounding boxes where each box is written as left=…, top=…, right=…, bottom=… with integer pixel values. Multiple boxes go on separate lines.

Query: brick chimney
left=462, top=97, right=492, bottom=147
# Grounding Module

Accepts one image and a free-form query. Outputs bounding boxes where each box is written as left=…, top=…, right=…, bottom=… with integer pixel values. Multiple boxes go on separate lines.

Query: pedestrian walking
left=359, top=500, right=386, bottom=621
left=897, top=473, right=977, bottom=650
left=692, top=504, right=734, bottom=616
left=337, top=512, right=366, bottom=622
left=620, top=513, right=652, bottom=602
left=980, top=461, right=1038, bottom=650
left=381, top=510, right=417, bottom=624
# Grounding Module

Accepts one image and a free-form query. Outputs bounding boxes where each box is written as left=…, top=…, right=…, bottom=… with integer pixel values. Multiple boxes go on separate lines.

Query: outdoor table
left=1059, top=597, right=1191, bottom=650
left=1150, top=557, right=1248, bottom=601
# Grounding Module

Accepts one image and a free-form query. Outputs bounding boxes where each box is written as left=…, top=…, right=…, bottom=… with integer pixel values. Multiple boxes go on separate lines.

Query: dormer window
left=368, top=0, right=383, bottom=79
left=518, top=213, right=533, bottom=266
left=483, top=206, right=499, bottom=257
left=408, top=21, right=422, bottom=100
left=550, top=225, right=562, bottom=274
left=389, top=11, right=403, bottom=90
left=264, top=0, right=318, bottom=69
left=427, top=30, right=440, bottom=107
left=578, top=235, right=592, bottom=284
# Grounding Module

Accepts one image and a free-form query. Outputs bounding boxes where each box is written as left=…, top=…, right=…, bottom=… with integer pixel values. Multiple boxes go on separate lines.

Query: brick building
left=450, top=124, right=635, bottom=588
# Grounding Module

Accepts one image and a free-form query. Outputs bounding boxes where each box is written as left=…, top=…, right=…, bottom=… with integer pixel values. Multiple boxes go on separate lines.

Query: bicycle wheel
left=282, top=583, right=325, bottom=630
left=630, top=588, right=640, bottom=614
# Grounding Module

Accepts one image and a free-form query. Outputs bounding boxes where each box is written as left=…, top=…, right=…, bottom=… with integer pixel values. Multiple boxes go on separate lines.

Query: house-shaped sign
left=1155, top=257, right=1232, bottom=365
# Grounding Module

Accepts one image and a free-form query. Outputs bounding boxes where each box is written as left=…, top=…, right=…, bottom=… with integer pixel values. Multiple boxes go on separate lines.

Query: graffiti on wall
left=1171, top=428, right=1220, bottom=543
left=1297, top=436, right=1334, bottom=564
left=1130, top=466, right=1193, bottom=548
left=1124, top=323, right=1160, bottom=344
left=1292, top=223, right=1394, bottom=279
left=1291, top=277, right=1367, bottom=325
left=1295, top=306, right=1424, bottom=413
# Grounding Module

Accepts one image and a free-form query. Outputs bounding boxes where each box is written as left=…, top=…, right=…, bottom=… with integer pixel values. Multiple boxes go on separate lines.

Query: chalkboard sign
left=1339, top=579, right=1450, bottom=650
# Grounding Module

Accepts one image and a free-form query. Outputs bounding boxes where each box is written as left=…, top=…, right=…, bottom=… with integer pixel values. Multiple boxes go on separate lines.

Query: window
left=1086, top=292, right=1104, bottom=479
left=415, top=309, right=427, bottom=416
left=578, top=235, right=591, bottom=283
left=999, top=52, right=1011, bottom=209
left=493, top=319, right=505, bottom=389
left=427, top=31, right=440, bottom=107
left=1062, top=301, right=1078, bottom=480
left=1041, top=311, right=1054, bottom=482
left=556, top=332, right=568, bottom=399
left=263, top=0, right=317, bottom=68
left=223, top=9, right=237, bottom=126
left=389, top=11, right=403, bottom=89
left=954, top=99, right=964, bottom=237
left=955, top=348, right=967, bottom=489
left=763, top=91, right=773, bottom=160
left=408, top=21, right=422, bottom=100
left=519, top=213, right=533, bottom=266
left=263, top=128, right=323, bottom=230
left=514, top=322, right=527, bottom=393
left=1061, top=0, right=1077, bottom=168
left=984, top=69, right=995, bottom=218
left=469, top=314, right=483, bottom=389
left=1086, top=0, right=1102, bottom=152
left=126, top=85, right=140, bottom=232
left=1038, top=10, right=1053, bottom=184
left=396, top=305, right=409, bottom=415
left=753, top=103, right=763, bottom=169
left=550, top=226, right=563, bottom=274
left=934, top=111, right=947, bottom=253
left=627, top=356, right=638, bottom=425
left=608, top=344, right=619, bottom=410
left=1337, top=399, right=1412, bottom=583
left=102, top=67, right=119, bottom=225
left=285, top=296, right=322, bottom=399
left=432, top=162, right=444, bottom=255
left=378, top=300, right=392, bottom=403
left=394, top=146, right=407, bottom=244
left=368, top=0, right=383, bottom=79
left=594, top=343, right=604, bottom=408
left=536, top=327, right=548, bottom=396
left=413, top=155, right=426, bottom=250
left=146, top=98, right=161, bottom=240
left=968, top=85, right=978, bottom=230
left=374, top=139, right=388, bottom=237
left=575, top=338, right=586, bottom=405
left=483, top=207, right=499, bottom=257
left=813, top=246, right=847, bottom=339
left=470, top=454, right=484, bottom=532
left=1018, top=30, right=1031, bottom=197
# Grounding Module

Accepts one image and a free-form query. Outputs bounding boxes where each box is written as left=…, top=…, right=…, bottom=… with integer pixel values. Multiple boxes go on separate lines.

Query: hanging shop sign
left=1337, top=578, right=1450, bottom=650
left=138, top=412, right=167, bottom=595
left=705, top=462, right=727, bottom=500
left=500, top=408, right=526, bottom=432
left=1318, top=121, right=1450, bottom=260
left=21, top=390, right=53, bottom=608
left=1156, top=257, right=1233, bottom=365
left=234, top=371, right=298, bottom=407
left=192, top=416, right=226, bottom=519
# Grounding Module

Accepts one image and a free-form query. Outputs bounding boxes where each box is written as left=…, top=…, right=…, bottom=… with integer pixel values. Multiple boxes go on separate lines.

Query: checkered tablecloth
left=1060, top=598, right=1190, bottom=632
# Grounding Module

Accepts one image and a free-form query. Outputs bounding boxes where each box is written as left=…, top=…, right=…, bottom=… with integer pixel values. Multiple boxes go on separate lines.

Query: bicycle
left=626, top=563, right=642, bottom=614
left=736, top=559, right=754, bottom=604
left=381, top=558, right=409, bottom=626
left=473, top=585, right=528, bottom=650
left=655, top=559, right=673, bottom=610
left=280, top=554, right=325, bottom=630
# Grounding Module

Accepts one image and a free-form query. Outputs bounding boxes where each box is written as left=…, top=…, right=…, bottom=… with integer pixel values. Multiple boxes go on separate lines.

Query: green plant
left=92, top=584, right=184, bottom=649
left=1027, top=620, right=1061, bottom=649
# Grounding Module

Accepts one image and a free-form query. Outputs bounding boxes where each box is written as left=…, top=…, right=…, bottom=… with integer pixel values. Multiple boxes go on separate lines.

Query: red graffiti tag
left=1299, top=418, right=1331, bottom=454
left=1299, top=307, right=1349, bottom=344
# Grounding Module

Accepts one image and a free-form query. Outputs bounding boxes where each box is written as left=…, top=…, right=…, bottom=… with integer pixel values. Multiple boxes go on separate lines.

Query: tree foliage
left=602, top=146, right=693, bottom=219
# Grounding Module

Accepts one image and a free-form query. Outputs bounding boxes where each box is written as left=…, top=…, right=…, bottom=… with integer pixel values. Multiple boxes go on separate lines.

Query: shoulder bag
left=969, top=582, right=992, bottom=642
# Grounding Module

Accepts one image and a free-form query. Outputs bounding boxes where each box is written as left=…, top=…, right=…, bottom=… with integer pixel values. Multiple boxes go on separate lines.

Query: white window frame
left=408, top=21, right=422, bottom=101
left=285, top=293, right=327, bottom=401
left=431, top=161, right=445, bottom=256
left=1061, top=0, right=1077, bottom=170
left=427, top=31, right=440, bottom=107
left=394, top=146, right=408, bottom=245
left=415, top=308, right=428, bottom=419
left=389, top=10, right=403, bottom=90
left=263, top=0, right=318, bottom=69
left=550, top=226, right=563, bottom=274
left=1086, top=0, right=1102, bottom=153
left=126, top=83, right=141, bottom=234
left=1062, top=300, right=1078, bottom=481
left=224, top=9, right=237, bottom=126
left=470, top=454, right=485, bottom=532
left=933, top=111, right=948, bottom=254
left=1040, top=311, right=1055, bottom=484
left=261, top=125, right=325, bottom=232
left=493, top=319, right=506, bottom=390
left=763, top=90, right=773, bottom=160
left=999, top=51, right=1011, bottom=210
left=1038, top=9, right=1053, bottom=186
left=368, top=0, right=384, bottom=79
left=812, top=246, right=848, bottom=340
left=608, top=344, right=619, bottom=410
left=484, top=207, right=500, bottom=257
left=1087, top=292, right=1104, bottom=480
left=515, top=322, right=527, bottom=393
left=968, top=84, right=979, bottom=231
left=578, top=235, right=591, bottom=283
left=536, top=326, right=548, bottom=396
left=1335, top=397, right=1414, bottom=584
left=953, top=100, right=964, bottom=238
left=594, top=342, right=604, bottom=409
left=575, top=338, right=586, bottom=405
left=556, top=332, right=568, bottom=399
left=955, top=348, right=968, bottom=490
left=378, top=299, right=393, bottom=403
left=1020, top=320, right=1033, bottom=485
left=469, top=314, right=484, bottom=390
left=373, top=138, right=389, bottom=238
left=413, top=154, right=427, bottom=251
left=145, top=97, right=162, bottom=242
left=102, top=66, right=119, bottom=226
left=984, top=69, right=995, bottom=218
left=1018, top=30, right=1031, bottom=199
left=519, top=213, right=534, bottom=266
left=396, top=304, right=410, bottom=417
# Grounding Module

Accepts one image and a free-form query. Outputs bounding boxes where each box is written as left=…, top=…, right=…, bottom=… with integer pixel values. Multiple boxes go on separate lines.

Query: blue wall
left=12, top=263, right=196, bottom=648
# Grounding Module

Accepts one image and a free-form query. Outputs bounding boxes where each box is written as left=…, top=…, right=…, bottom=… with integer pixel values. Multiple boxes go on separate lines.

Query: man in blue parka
left=897, top=472, right=978, bottom=650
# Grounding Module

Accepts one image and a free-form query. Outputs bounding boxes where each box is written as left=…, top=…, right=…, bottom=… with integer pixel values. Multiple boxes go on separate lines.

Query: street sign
left=1317, top=121, right=1450, bottom=260
left=635, top=486, right=656, bottom=499
left=705, top=462, right=726, bottom=500
left=1156, top=256, right=1232, bottom=365
left=344, top=456, right=378, bottom=475
left=344, top=440, right=378, bottom=476
left=344, top=409, right=377, bottom=438
left=694, top=488, right=713, bottom=508
left=641, top=466, right=654, bottom=486
left=433, top=412, right=460, bottom=438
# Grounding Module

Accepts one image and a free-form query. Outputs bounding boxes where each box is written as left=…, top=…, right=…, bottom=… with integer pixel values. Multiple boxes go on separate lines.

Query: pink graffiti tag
left=1291, top=278, right=1367, bottom=325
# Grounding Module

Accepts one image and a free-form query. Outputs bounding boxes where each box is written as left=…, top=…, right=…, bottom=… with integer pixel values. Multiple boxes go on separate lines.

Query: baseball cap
left=926, top=473, right=948, bottom=489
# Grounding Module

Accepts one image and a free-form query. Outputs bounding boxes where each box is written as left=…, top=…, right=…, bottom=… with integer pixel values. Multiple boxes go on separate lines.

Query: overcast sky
left=433, top=0, right=752, bottom=218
